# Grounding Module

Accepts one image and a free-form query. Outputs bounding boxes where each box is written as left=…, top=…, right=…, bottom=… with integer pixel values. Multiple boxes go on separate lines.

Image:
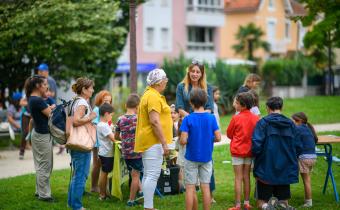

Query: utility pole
left=129, top=0, right=137, bottom=93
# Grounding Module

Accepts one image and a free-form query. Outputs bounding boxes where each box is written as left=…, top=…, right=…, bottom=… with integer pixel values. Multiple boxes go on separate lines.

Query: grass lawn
left=1, top=133, right=340, bottom=210
left=220, top=96, right=340, bottom=131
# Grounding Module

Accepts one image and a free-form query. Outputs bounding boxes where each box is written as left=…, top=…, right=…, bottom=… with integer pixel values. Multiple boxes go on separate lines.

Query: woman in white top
left=67, top=77, right=97, bottom=210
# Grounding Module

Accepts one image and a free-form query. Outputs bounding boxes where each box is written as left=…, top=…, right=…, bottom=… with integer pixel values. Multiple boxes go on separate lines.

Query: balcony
left=186, top=0, right=224, bottom=27
left=186, top=42, right=216, bottom=62
left=269, top=40, right=287, bottom=54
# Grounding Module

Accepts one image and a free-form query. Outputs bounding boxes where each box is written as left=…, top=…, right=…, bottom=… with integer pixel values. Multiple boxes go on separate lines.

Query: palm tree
left=129, top=0, right=137, bottom=93
left=232, top=23, right=270, bottom=64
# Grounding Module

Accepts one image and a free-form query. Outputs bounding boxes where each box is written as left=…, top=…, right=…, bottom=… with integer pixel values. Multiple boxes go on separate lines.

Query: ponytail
left=306, top=122, right=318, bottom=143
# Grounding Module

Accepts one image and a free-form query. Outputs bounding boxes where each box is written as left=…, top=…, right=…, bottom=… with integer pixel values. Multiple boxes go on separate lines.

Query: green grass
left=1, top=141, right=340, bottom=210
left=220, top=96, right=340, bottom=131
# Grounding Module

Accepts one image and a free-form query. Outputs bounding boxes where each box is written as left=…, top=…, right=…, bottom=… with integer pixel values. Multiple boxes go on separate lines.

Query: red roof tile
left=224, top=0, right=261, bottom=13
left=289, top=0, right=306, bottom=16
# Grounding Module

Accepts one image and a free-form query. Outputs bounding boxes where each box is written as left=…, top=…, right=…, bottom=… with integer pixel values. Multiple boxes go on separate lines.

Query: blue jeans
left=68, top=150, right=91, bottom=210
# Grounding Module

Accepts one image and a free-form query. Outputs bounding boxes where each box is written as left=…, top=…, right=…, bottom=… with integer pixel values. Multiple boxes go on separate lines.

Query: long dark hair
left=292, top=112, right=318, bottom=143
left=24, top=75, right=46, bottom=98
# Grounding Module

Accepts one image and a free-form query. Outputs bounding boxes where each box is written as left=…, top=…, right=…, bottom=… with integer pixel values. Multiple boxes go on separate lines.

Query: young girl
left=237, top=73, right=261, bottom=94
left=213, top=87, right=220, bottom=127
left=227, top=92, right=259, bottom=210
left=248, top=89, right=261, bottom=116
left=292, top=112, right=317, bottom=208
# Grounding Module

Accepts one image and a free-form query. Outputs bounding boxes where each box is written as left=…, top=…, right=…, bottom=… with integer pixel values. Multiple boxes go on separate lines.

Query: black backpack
left=48, top=98, right=79, bottom=145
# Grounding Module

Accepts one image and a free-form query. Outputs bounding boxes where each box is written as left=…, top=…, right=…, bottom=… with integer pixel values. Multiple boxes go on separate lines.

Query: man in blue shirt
left=37, top=63, right=57, bottom=101
left=180, top=88, right=221, bottom=210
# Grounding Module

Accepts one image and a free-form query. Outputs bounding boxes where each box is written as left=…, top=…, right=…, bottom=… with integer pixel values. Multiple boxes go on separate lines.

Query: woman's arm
left=73, top=105, right=97, bottom=127
left=7, top=114, right=20, bottom=129
left=178, top=108, right=189, bottom=118
left=114, top=131, right=120, bottom=141
left=149, top=110, right=169, bottom=155
left=179, top=132, right=188, bottom=145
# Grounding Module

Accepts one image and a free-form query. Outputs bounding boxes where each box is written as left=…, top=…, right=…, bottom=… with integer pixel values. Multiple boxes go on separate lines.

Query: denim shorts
left=99, top=156, right=114, bottom=173
left=125, top=158, right=143, bottom=172
left=184, top=159, right=212, bottom=185
left=232, top=156, right=253, bottom=165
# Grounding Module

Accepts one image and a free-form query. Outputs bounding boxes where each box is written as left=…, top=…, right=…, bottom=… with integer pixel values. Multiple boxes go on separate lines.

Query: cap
left=12, top=92, right=23, bottom=101
left=37, top=63, right=49, bottom=71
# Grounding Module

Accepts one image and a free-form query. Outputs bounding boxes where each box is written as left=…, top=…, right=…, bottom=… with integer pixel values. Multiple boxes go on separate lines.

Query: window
left=268, top=0, right=275, bottom=10
left=161, top=28, right=169, bottom=49
left=146, top=27, right=154, bottom=48
left=267, top=21, right=276, bottom=41
left=187, top=27, right=215, bottom=50
left=285, top=21, right=291, bottom=39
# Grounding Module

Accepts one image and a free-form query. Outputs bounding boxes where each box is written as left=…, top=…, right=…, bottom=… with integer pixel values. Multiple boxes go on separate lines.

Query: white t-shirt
left=250, top=106, right=261, bottom=116
left=72, top=97, right=91, bottom=117
left=213, top=102, right=220, bottom=127
left=97, top=121, right=114, bottom=157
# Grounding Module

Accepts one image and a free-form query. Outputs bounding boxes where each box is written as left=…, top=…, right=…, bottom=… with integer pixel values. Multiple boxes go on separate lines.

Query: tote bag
left=65, top=98, right=96, bottom=151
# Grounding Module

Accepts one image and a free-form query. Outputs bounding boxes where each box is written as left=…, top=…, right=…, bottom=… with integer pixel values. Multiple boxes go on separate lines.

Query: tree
left=232, top=23, right=270, bottom=69
left=129, top=0, right=137, bottom=93
left=295, top=0, right=340, bottom=95
left=0, top=0, right=131, bottom=94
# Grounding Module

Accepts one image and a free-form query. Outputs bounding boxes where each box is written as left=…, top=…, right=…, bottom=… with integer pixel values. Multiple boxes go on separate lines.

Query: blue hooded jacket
left=296, top=124, right=316, bottom=155
left=252, top=113, right=302, bottom=185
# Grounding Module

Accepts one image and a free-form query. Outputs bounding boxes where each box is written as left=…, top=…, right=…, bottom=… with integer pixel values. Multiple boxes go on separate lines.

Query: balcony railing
left=187, top=42, right=215, bottom=51
left=187, top=4, right=224, bottom=13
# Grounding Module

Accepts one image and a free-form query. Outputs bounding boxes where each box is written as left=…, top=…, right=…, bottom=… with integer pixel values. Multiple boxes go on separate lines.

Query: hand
left=89, top=111, right=97, bottom=120
left=50, top=104, right=56, bottom=109
left=162, top=144, right=169, bottom=156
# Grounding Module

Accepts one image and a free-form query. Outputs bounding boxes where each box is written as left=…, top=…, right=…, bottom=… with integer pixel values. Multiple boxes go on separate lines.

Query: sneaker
left=126, top=200, right=140, bottom=207
left=276, top=201, right=296, bottom=210
left=99, top=196, right=108, bottom=201
left=19, top=154, right=24, bottom=160
left=265, top=197, right=278, bottom=210
left=302, top=202, right=312, bottom=208
left=244, top=203, right=253, bottom=210
left=228, top=207, right=241, bottom=210
left=211, top=198, right=216, bottom=204
left=38, top=196, right=56, bottom=203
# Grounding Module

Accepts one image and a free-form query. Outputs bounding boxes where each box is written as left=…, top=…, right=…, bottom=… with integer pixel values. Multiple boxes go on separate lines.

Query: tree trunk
left=129, top=0, right=137, bottom=93
left=326, top=31, right=333, bottom=95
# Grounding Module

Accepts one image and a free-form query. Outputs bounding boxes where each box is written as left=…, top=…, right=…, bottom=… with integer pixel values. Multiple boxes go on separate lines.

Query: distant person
left=237, top=73, right=261, bottom=94
left=134, top=69, right=172, bottom=210
left=97, top=103, right=116, bottom=200
left=248, top=89, right=261, bottom=116
left=227, top=92, right=259, bottom=210
left=91, top=90, right=112, bottom=193
left=67, top=77, right=97, bottom=210
left=114, top=94, right=142, bottom=206
left=25, top=75, right=54, bottom=202
left=292, top=112, right=318, bottom=208
left=37, top=63, right=57, bottom=100
left=7, top=92, right=22, bottom=132
left=175, top=59, right=214, bottom=117
left=212, top=87, right=220, bottom=129
left=252, top=97, right=302, bottom=210
left=180, top=88, right=221, bottom=210
left=18, top=88, right=32, bottom=160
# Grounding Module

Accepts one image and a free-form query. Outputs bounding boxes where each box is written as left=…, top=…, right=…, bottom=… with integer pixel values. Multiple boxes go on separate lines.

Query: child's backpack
left=48, top=98, right=79, bottom=145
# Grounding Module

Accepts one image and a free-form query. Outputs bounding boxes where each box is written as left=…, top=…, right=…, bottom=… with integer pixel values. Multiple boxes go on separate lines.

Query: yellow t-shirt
left=134, top=86, right=173, bottom=152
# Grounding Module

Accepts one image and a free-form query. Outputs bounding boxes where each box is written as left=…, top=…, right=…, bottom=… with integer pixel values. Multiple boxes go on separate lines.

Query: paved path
left=0, top=123, right=339, bottom=179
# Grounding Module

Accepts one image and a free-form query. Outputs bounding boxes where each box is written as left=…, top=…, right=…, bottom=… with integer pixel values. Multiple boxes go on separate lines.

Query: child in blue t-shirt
left=180, top=88, right=221, bottom=210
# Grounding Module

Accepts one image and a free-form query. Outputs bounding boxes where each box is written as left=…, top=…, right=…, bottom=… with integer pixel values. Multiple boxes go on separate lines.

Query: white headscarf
left=146, top=68, right=167, bottom=86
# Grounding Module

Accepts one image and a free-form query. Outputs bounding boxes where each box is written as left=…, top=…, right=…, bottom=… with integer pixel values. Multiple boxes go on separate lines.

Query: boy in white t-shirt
left=97, top=103, right=116, bottom=200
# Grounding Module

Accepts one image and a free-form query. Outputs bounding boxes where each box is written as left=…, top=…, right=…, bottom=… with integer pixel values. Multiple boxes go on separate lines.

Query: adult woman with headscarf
left=134, top=69, right=172, bottom=210
left=67, top=77, right=97, bottom=210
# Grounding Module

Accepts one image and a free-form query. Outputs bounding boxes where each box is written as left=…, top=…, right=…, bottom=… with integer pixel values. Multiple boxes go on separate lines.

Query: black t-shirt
left=29, top=96, right=49, bottom=134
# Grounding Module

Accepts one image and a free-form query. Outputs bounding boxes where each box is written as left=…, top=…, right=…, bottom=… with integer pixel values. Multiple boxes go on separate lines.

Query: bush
left=162, top=54, right=190, bottom=103
left=211, top=60, right=249, bottom=113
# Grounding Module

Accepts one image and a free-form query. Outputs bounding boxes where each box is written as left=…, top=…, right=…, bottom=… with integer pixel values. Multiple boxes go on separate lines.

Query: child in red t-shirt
left=227, top=92, right=260, bottom=210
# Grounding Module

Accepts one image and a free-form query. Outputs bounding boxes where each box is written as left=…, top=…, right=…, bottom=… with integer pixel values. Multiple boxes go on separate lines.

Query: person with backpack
left=25, top=75, right=54, bottom=202
left=67, top=77, right=97, bottom=210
